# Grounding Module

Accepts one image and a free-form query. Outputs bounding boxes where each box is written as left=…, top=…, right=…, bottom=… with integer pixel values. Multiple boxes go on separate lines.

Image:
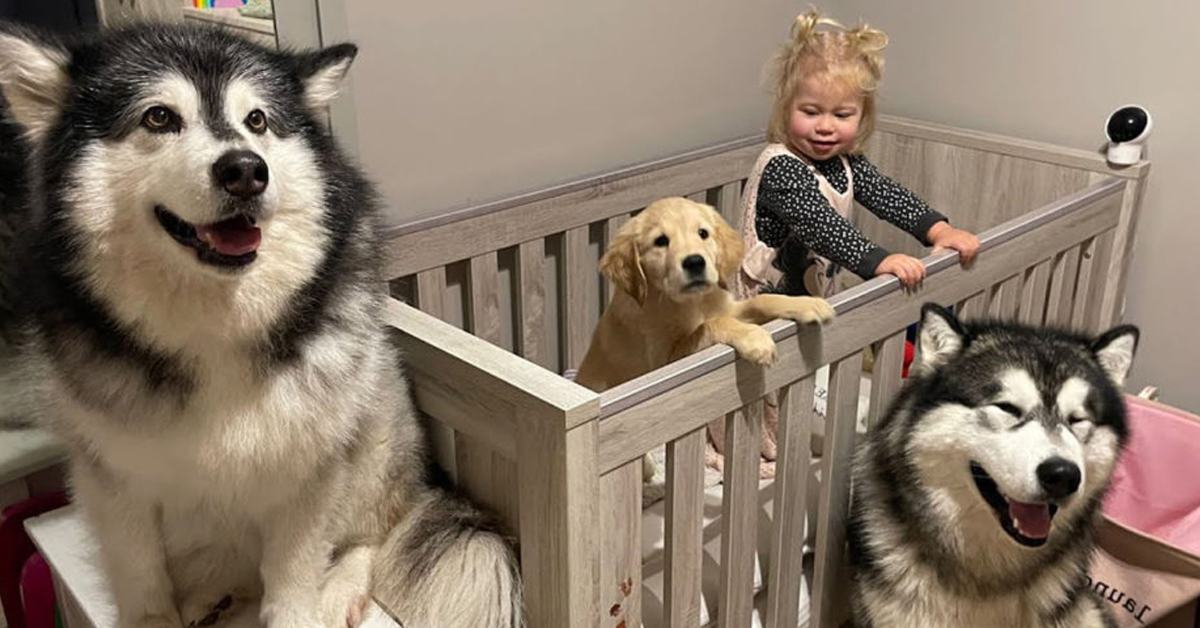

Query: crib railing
left=594, top=177, right=1125, bottom=628
left=380, top=173, right=1132, bottom=627
left=377, top=117, right=1147, bottom=627
left=387, top=135, right=761, bottom=375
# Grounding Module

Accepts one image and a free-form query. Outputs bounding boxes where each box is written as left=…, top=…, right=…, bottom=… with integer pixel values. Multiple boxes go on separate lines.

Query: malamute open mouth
left=0, top=21, right=522, bottom=627
left=970, top=461, right=1059, bottom=547
left=155, top=205, right=261, bottom=268
left=849, top=303, right=1139, bottom=627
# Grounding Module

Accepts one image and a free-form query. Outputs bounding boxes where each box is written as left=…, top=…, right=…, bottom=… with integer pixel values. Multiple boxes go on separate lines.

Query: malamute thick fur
left=0, top=23, right=520, bottom=628
left=848, top=303, right=1138, bottom=628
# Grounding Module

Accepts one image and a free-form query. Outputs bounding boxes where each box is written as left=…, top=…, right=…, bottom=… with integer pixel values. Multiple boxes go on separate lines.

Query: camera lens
left=1107, top=107, right=1148, bottom=142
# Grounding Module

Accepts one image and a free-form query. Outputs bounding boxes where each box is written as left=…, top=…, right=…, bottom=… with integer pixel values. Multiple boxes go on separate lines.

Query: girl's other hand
left=876, top=253, right=925, bottom=287
left=928, top=222, right=981, bottom=264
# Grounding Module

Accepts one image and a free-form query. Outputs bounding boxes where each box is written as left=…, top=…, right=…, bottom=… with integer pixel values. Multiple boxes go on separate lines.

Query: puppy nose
left=212, top=150, right=269, bottom=199
left=682, top=255, right=706, bottom=274
left=1036, top=458, right=1081, bottom=500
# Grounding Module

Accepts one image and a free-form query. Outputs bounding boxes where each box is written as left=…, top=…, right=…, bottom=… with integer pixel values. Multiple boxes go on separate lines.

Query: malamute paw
left=782, top=296, right=835, bottom=324
left=733, top=327, right=777, bottom=366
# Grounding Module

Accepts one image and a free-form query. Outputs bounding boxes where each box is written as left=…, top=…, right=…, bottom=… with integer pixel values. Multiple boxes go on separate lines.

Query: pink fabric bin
left=1089, top=396, right=1200, bottom=628
left=1105, top=396, right=1200, bottom=557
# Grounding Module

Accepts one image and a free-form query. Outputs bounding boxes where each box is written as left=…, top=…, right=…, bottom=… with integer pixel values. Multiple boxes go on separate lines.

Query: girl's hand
left=876, top=254, right=926, bottom=287
left=927, top=222, right=981, bottom=264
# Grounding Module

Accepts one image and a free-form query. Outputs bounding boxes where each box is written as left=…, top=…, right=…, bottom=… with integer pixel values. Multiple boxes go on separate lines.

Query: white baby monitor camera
left=1105, top=105, right=1151, bottom=166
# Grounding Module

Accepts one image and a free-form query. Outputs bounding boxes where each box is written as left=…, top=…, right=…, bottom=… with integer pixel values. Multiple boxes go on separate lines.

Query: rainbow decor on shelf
left=193, top=0, right=247, bottom=8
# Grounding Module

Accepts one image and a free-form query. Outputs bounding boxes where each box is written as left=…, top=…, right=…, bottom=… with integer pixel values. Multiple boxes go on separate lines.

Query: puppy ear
left=705, top=204, right=743, bottom=286
left=918, top=302, right=966, bottom=371
left=295, top=43, right=358, bottom=112
left=1091, top=325, right=1139, bottom=388
left=600, top=225, right=646, bottom=306
left=0, top=27, right=70, bottom=142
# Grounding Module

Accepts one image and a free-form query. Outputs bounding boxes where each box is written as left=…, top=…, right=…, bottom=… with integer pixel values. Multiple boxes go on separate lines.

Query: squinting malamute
left=0, top=23, right=520, bottom=628
left=849, top=303, right=1138, bottom=628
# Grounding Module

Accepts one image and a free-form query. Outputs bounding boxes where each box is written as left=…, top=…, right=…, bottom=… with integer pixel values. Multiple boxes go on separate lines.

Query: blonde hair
left=767, top=9, right=888, bottom=153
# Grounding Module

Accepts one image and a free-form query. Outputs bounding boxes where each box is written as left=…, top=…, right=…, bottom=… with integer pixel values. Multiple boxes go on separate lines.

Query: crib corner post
left=1097, top=171, right=1150, bottom=330
left=515, top=395, right=602, bottom=628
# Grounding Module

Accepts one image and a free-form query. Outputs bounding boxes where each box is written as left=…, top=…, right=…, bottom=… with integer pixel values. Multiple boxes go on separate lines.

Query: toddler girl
left=737, top=10, right=979, bottom=299
left=710, top=10, right=980, bottom=478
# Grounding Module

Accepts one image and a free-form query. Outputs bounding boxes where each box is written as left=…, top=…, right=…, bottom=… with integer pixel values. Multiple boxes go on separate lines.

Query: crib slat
left=987, top=274, right=1021, bottom=320
left=811, top=353, right=863, bottom=628
left=415, top=267, right=458, bottom=480
left=956, top=291, right=986, bottom=320
left=1018, top=258, right=1053, bottom=325
left=715, top=181, right=743, bottom=230
left=717, top=403, right=762, bottom=628
left=1070, top=236, right=1098, bottom=331
left=1044, top=249, right=1069, bottom=325
left=601, top=461, right=643, bottom=628
left=1056, top=245, right=1082, bottom=327
left=515, top=239, right=550, bottom=370
left=458, top=254, right=519, bottom=529
left=415, top=267, right=447, bottom=319
left=866, top=331, right=906, bottom=430
left=765, top=378, right=816, bottom=628
left=468, top=254, right=501, bottom=344
left=663, top=428, right=706, bottom=627
left=1080, top=230, right=1116, bottom=333
left=563, top=226, right=591, bottom=370
left=603, top=214, right=632, bottom=306
left=1046, top=246, right=1081, bottom=327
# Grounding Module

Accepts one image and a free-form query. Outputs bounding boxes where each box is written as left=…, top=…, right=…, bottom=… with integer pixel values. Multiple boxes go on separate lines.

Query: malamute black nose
left=682, top=254, right=706, bottom=274
left=1037, top=458, right=1082, bottom=499
left=212, top=150, right=269, bottom=199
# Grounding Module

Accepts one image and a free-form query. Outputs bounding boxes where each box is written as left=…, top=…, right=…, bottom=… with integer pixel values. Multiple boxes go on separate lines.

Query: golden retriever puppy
left=574, top=197, right=834, bottom=477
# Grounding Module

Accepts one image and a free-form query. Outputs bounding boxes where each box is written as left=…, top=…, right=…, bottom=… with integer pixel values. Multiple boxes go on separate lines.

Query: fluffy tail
left=374, top=489, right=523, bottom=628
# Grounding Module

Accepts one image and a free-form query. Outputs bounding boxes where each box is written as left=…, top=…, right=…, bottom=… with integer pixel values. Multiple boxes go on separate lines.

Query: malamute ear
left=1092, top=325, right=1139, bottom=388
left=0, top=27, right=70, bottom=141
left=918, top=303, right=966, bottom=370
left=296, top=43, right=358, bottom=112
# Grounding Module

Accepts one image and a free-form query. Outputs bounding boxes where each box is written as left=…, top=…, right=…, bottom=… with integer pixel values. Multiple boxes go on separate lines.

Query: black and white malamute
left=0, top=22, right=520, bottom=628
left=849, top=303, right=1137, bottom=628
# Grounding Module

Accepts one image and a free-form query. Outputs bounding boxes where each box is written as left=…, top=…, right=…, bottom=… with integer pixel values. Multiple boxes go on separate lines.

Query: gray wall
left=328, top=0, right=802, bottom=221
left=832, top=0, right=1199, bottom=410
left=323, top=1, right=1195, bottom=411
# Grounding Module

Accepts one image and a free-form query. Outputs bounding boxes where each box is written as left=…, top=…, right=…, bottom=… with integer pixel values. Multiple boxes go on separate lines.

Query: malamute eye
left=699, top=228, right=710, bottom=240
left=141, top=106, right=179, bottom=133
left=245, top=109, right=268, bottom=134
left=992, top=402, right=1023, bottom=417
left=654, top=235, right=670, bottom=247
left=1067, top=415, right=1089, bottom=425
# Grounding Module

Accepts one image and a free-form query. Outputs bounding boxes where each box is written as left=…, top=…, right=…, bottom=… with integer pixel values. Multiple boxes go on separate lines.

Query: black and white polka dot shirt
left=756, top=153, right=947, bottom=280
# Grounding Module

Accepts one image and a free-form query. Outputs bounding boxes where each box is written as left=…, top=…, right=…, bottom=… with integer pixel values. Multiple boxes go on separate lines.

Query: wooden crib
left=377, top=115, right=1149, bottom=628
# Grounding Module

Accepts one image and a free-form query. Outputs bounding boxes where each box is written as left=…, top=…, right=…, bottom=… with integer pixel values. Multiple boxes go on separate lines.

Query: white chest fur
left=57, top=337, right=379, bottom=513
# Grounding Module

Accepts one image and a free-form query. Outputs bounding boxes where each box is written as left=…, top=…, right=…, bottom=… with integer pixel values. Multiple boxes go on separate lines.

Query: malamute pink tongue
left=1008, top=500, right=1051, bottom=539
left=197, top=216, right=261, bottom=256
